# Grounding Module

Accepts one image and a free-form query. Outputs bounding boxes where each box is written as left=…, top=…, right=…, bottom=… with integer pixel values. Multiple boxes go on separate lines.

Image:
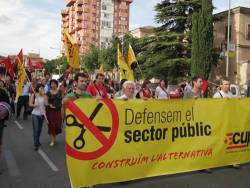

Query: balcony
left=76, top=0, right=83, bottom=5
left=63, top=22, right=69, bottom=28
left=119, top=12, right=128, bottom=17
left=76, top=15, right=83, bottom=20
left=66, top=0, right=76, bottom=7
left=62, top=17, right=69, bottom=22
left=75, top=25, right=82, bottom=31
left=76, top=7, right=83, bottom=12
left=83, top=7, right=90, bottom=13
left=61, top=9, right=69, bottom=16
left=119, top=20, right=127, bottom=25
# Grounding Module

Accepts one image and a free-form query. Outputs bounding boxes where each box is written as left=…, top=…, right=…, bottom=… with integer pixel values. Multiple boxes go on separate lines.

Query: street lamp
left=226, top=0, right=231, bottom=78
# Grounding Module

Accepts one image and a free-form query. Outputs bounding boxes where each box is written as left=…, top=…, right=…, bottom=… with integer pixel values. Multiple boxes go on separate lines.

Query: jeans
left=32, top=114, right=44, bottom=147
left=16, top=96, right=29, bottom=119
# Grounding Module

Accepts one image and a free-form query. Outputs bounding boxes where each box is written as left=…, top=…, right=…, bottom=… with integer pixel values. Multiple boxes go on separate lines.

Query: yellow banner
left=117, top=44, right=134, bottom=81
left=16, top=56, right=26, bottom=99
left=65, top=98, right=250, bottom=188
left=127, top=44, right=136, bottom=67
left=64, top=31, right=80, bottom=69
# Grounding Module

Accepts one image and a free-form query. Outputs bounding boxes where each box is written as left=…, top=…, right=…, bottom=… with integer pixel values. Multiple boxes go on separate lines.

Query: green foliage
left=45, top=56, right=68, bottom=75
left=138, top=0, right=201, bottom=82
left=191, top=0, right=214, bottom=79
left=80, top=35, right=140, bottom=74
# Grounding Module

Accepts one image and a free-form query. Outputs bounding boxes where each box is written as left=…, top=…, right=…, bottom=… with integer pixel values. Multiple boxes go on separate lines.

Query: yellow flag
left=117, top=44, right=134, bottom=81
left=16, top=49, right=26, bottom=100
left=127, top=44, right=136, bottom=67
left=64, top=31, right=80, bottom=68
left=98, top=64, right=104, bottom=74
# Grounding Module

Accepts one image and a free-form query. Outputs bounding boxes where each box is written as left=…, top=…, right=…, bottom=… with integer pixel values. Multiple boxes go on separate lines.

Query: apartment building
left=61, top=0, right=132, bottom=55
left=212, top=6, right=250, bottom=86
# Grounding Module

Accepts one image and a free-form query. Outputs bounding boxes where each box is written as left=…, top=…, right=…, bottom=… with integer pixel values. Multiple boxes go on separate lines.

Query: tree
left=138, top=0, right=201, bottom=82
left=81, top=45, right=100, bottom=72
left=191, top=0, right=213, bottom=79
left=45, top=56, right=68, bottom=75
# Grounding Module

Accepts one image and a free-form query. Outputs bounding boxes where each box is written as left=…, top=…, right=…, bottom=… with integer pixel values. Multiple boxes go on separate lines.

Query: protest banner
left=65, top=98, right=250, bottom=188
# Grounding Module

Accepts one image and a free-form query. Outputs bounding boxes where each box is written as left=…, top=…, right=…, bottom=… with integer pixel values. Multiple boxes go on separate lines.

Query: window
left=247, top=24, right=250, bottom=40
left=225, top=25, right=232, bottom=41
left=102, top=21, right=112, bottom=28
left=104, top=13, right=109, bottom=18
left=101, top=42, right=106, bottom=48
left=102, top=4, right=107, bottom=10
left=120, top=17, right=126, bottom=21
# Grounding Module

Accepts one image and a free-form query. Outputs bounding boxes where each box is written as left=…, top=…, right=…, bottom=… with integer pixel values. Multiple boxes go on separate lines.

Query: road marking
left=14, top=121, right=24, bottom=130
left=38, top=149, right=59, bottom=172
left=4, top=150, right=20, bottom=177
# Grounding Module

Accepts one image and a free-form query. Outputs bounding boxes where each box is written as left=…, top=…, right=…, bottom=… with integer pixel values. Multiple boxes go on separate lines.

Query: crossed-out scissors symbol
left=66, top=103, right=111, bottom=149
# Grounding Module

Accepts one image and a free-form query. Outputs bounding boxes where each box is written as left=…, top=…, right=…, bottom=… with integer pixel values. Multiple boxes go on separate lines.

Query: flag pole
left=135, top=60, right=144, bottom=80
left=15, top=56, right=35, bottom=93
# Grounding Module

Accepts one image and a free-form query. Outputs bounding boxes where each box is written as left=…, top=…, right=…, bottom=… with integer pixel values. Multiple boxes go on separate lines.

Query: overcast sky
left=0, top=0, right=249, bottom=60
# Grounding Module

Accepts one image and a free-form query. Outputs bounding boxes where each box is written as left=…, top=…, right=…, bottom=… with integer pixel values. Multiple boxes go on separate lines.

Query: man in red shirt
left=86, top=73, right=108, bottom=98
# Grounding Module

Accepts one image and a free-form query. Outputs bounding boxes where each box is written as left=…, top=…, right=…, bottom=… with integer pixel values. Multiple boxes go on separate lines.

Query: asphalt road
left=0, top=117, right=250, bottom=188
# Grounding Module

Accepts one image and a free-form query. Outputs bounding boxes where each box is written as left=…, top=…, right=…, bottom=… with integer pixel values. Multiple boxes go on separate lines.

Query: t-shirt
left=155, top=86, right=169, bottom=99
left=64, top=92, right=92, bottom=99
left=183, top=89, right=203, bottom=99
left=213, top=91, right=233, bottom=98
left=47, top=90, right=63, bottom=110
left=32, top=96, right=46, bottom=116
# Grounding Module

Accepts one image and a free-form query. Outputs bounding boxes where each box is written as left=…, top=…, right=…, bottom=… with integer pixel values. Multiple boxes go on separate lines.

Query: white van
left=230, top=84, right=240, bottom=97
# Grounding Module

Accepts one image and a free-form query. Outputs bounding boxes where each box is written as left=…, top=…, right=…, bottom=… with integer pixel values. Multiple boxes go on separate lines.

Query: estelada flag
left=16, top=49, right=26, bottom=99
left=117, top=44, right=134, bottom=81
left=127, top=44, right=137, bottom=67
left=63, top=31, right=80, bottom=69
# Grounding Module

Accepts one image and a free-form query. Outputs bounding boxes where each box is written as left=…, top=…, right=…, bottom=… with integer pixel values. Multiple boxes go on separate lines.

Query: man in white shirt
left=116, top=81, right=135, bottom=100
left=213, top=78, right=240, bottom=169
left=213, top=79, right=233, bottom=98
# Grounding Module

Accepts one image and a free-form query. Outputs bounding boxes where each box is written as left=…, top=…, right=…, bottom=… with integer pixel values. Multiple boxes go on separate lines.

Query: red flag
left=28, top=57, right=34, bottom=72
left=200, top=80, right=209, bottom=94
left=8, top=62, right=15, bottom=79
left=0, top=57, right=11, bottom=70
left=32, top=59, right=44, bottom=69
left=66, top=66, right=72, bottom=73
left=65, top=66, right=72, bottom=79
left=15, top=49, right=23, bottom=65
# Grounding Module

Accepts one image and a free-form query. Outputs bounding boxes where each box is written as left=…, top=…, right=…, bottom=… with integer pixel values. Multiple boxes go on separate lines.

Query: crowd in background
left=0, top=71, right=237, bottom=154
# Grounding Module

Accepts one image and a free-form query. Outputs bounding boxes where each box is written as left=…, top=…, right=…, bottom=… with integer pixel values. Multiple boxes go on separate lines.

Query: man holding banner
left=183, top=77, right=203, bottom=99
left=62, top=73, right=92, bottom=118
left=116, top=80, right=136, bottom=100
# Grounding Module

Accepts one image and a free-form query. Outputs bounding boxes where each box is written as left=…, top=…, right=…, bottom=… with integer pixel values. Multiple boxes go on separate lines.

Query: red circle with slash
left=66, top=98, right=119, bottom=160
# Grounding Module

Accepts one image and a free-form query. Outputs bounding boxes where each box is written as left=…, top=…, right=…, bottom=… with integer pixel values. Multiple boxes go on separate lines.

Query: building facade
left=61, top=0, right=132, bottom=54
left=212, top=7, right=250, bottom=86
left=130, top=26, right=155, bottom=38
